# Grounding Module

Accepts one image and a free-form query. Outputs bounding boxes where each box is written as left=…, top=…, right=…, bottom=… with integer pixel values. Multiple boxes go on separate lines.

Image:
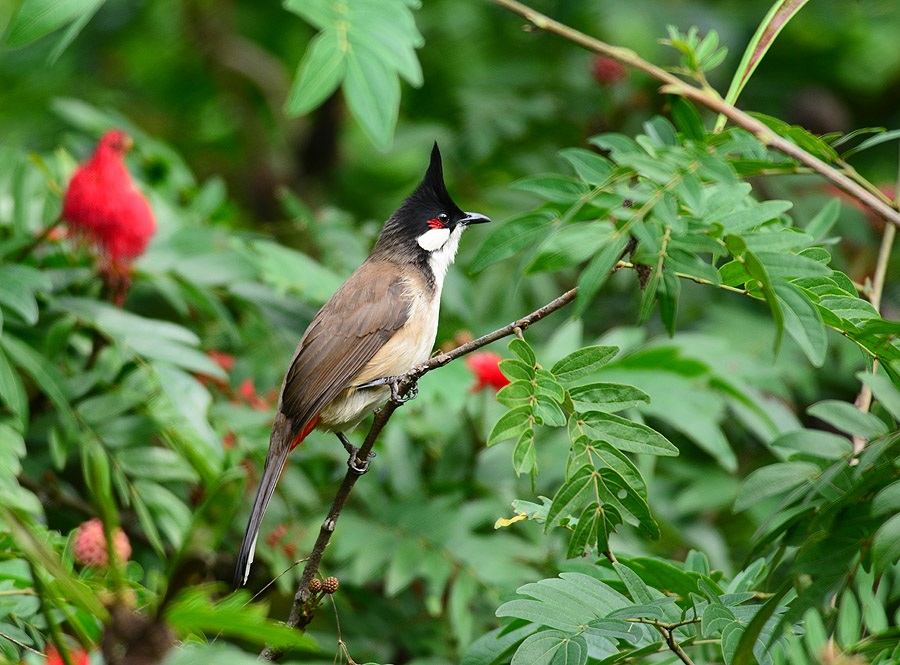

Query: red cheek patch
left=426, top=218, right=445, bottom=229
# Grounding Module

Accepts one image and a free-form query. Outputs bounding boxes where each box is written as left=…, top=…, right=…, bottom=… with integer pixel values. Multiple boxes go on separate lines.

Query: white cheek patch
left=417, top=227, right=451, bottom=252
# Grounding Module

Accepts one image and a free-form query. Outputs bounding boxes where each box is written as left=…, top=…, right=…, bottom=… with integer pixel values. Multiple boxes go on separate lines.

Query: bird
left=234, top=143, right=490, bottom=588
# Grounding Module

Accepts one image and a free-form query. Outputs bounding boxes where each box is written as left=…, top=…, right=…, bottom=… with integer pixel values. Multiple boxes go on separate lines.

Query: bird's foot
left=336, top=432, right=374, bottom=475
left=357, top=375, right=419, bottom=404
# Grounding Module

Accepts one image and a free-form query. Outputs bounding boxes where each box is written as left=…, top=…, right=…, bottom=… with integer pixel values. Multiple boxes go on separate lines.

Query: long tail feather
left=234, top=414, right=294, bottom=589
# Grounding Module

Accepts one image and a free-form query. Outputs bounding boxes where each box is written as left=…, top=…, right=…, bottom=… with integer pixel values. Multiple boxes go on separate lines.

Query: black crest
left=371, top=143, right=466, bottom=262
left=396, top=143, right=464, bottom=221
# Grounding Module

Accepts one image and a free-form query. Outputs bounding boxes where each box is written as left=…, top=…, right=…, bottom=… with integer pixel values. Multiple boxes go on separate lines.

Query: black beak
left=461, top=211, right=491, bottom=225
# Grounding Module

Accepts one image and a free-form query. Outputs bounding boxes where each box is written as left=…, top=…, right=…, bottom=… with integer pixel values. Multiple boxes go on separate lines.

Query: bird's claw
left=390, top=378, right=417, bottom=404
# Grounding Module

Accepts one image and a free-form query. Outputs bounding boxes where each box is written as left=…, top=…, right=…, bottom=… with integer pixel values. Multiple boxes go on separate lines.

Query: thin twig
left=260, top=287, right=579, bottom=661
left=485, top=0, right=900, bottom=230
left=656, top=624, right=697, bottom=665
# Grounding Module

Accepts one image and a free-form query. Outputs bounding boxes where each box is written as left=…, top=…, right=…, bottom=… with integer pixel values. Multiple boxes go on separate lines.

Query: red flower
left=73, top=518, right=131, bottom=566
left=236, top=378, right=271, bottom=411
left=62, top=130, right=156, bottom=279
left=207, top=350, right=235, bottom=373
left=195, top=350, right=235, bottom=390
left=591, top=56, right=628, bottom=85
left=466, top=351, right=510, bottom=392
left=46, top=645, right=90, bottom=665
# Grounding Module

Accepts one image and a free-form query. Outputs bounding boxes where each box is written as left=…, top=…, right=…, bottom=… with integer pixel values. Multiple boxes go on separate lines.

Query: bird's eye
left=439, top=213, right=449, bottom=222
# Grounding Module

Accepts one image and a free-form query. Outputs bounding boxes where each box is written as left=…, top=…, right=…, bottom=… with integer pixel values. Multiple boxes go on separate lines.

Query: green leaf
left=756, top=251, right=832, bottom=279
left=872, top=479, right=900, bottom=517
left=526, top=222, right=614, bottom=274
left=770, top=429, right=851, bottom=460
left=558, top=148, right=613, bottom=186
left=534, top=395, right=567, bottom=427
left=806, top=399, right=888, bottom=438
left=551, top=346, right=618, bottom=382
left=165, top=588, right=316, bottom=649
left=716, top=200, right=792, bottom=233
left=497, top=380, right=535, bottom=408
left=499, top=359, right=535, bottom=381
left=567, top=501, right=599, bottom=558
left=613, top=562, right=653, bottom=604
left=487, top=406, right=533, bottom=447
left=596, top=467, right=658, bottom=538
left=734, top=461, right=819, bottom=512
left=578, top=411, right=678, bottom=456
left=461, top=625, right=539, bottom=665
left=836, top=592, right=861, bottom=648
left=0, top=334, right=77, bottom=433
left=731, top=582, right=791, bottom=665
left=511, top=630, right=588, bottom=665
left=544, top=464, right=594, bottom=532
left=575, top=233, right=629, bottom=315
left=774, top=281, right=827, bottom=367
left=871, top=513, right=900, bottom=571
left=856, top=372, right=900, bottom=422
left=743, top=250, right=784, bottom=355
left=568, top=382, right=650, bottom=413
left=806, top=198, right=840, bottom=241
left=842, top=128, right=900, bottom=159
left=471, top=211, right=556, bottom=273
left=508, top=338, right=536, bottom=366
left=513, top=430, right=536, bottom=476
left=343, top=40, right=399, bottom=150
left=702, top=603, right=736, bottom=637
left=510, top=175, right=591, bottom=203
left=285, top=29, right=347, bottom=116
left=5, top=0, right=105, bottom=47
left=669, top=97, right=704, bottom=141
left=0, top=347, right=27, bottom=425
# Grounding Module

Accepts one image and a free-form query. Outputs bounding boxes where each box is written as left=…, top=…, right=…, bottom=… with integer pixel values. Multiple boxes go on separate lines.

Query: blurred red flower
left=466, top=351, right=510, bottom=392
left=237, top=378, right=271, bottom=411
left=73, top=518, right=131, bottom=566
left=62, top=129, right=156, bottom=297
left=591, top=56, right=628, bottom=85
left=46, top=645, right=90, bottom=665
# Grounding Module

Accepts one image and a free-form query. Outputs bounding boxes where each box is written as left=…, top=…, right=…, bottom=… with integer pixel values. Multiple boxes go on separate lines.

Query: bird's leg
left=356, top=376, right=419, bottom=404
left=336, top=432, right=374, bottom=475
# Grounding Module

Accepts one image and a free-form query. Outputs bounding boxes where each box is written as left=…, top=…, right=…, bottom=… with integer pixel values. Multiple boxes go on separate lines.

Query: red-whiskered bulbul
left=234, top=144, right=490, bottom=587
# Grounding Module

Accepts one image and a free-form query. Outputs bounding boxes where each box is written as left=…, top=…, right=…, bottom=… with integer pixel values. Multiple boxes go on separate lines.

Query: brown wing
left=279, top=260, right=409, bottom=435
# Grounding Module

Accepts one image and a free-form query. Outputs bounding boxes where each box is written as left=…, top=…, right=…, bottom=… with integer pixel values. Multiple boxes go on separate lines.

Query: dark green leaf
left=871, top=513, right=900, bottom=571
left=513, top=429, right=536, bottom=476
left=551, top=346, right=618, bottom=382
left=511, top=630, right=588, bottom=665
left=487, top=406, right=533, bottom=447
left=471, top=211, right=556, bottom=273
left=568, top=382, right=649, bottom=413
left=774, top=281, right=827, bottom=367
left=806, top=399, right=888, bottom=438
left=578, top=411, right=678, bottom=456
left=544, top=464, right=594, bottom=532
left=575, top=233, right=629, bottom=315
left=510, top=175, right=590, bottom=203
left=5, top=0, right=105, bottom=47
left=734, top=462, right=819, bottom=512
left=508, top=338, right=535, bottom=366
left=558, top=148, right=613, bottom=186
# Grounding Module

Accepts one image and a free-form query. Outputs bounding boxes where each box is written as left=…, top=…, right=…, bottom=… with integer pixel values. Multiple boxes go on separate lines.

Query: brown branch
left=260, top=287, right=579, bottom=661
left=485, top=0, right=900, bottom=230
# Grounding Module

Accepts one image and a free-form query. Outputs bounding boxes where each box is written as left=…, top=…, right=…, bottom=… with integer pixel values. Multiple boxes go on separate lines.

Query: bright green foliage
left=3, top=0, right=900, bottom=664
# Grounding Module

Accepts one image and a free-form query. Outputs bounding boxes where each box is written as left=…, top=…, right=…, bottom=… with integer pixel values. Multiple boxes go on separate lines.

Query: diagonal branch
left=260, top=287, right=580, bottom=661
left=485, top=0, right=900, bottom=230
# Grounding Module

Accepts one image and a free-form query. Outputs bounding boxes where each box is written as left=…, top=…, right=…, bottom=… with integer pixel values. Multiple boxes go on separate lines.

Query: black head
left=372, top=143, right=490, bottom=262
